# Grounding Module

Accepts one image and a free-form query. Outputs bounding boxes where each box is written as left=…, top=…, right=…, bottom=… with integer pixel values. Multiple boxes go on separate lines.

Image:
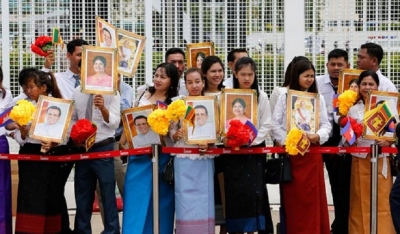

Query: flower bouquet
left=148, top=109, right=170, bottom=135
left=70, top=119, right=97, bottom=151
left=166, top=99, right=187, bottom=122
left=285, top=128, right=310, bottom=156
left=226, top=120, right=251, bottom=150
left=31, top=36, right=53, bottom=57
left=337, top=90, right=358, bottom=116
left=9, top=100, right=36, bottom=126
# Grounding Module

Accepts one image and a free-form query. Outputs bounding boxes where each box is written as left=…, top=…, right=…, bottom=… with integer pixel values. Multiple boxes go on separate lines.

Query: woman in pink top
left=87, top=56, right=112, bottom=87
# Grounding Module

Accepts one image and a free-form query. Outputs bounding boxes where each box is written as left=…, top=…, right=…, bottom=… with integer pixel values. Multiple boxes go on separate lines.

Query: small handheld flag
left=156, top=101, right=168, bottom=110
left=0, top=107, right=13, bottom=127
left=295, top=131, right=310, bottom=156
left=364, top=101, right=394, bottom=136
left=244, top=120, right=258, bottom=146
left=52, top=28, right=64, bottom=49
left=341, top=120, right=356, bottom=145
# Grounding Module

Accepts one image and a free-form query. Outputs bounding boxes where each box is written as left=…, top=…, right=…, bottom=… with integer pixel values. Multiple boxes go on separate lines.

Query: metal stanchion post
left=152, top=144, right=160, bottom=234
left=370, top=144, right=379, bottom=234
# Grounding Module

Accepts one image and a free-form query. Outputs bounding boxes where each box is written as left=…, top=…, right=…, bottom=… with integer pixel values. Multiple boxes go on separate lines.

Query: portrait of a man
left=34, top=106, right=64, bottom=139
left=116, top=29, right=146, bottom=76
left=96, top=17, right=117, bottom=48
left=286, top=90, right=320, bottom=133
left=132, top=115, right=160, bottom=148
left=188, top=105, right=216, bottom=139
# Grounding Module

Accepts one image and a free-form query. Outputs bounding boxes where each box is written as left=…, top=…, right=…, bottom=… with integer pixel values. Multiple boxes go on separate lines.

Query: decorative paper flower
left=285, top=128, right=303, bottom=156
left=165, top=99, right=187, bottom=122
left=70, top=119, right=97, bottom=145
left=341, top=116, right=363, bottom=138
left=9, top=100, right=36, bottom=126
left=31, top=36, right=53, bottom=57
left=226, top=120, right=250, bottom=149
left=148, top=109, right=170, bottom=135
left=338, top=90, right=358, bottom=116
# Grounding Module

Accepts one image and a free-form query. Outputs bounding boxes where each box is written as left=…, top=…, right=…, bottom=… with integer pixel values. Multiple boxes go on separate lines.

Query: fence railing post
left=370, top=144, right=379, bottom=234
left=152, top=144, right=160, bottom=234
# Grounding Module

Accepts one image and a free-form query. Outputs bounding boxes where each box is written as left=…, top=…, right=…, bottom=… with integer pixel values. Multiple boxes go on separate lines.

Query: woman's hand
left=306, top=133, right=320, bottom=144
left=41, top=141, right=56, bottom=152
left=375, top=139, right=392, bottom=147
left=198, top=143, right=208, bottom=155
left=19, top=125, right=29, bottom=140
left=173, top=129, right=183, bottom=142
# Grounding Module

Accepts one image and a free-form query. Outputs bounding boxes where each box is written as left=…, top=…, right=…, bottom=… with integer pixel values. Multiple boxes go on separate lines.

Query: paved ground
left=13, top=207, right=334, bottom=233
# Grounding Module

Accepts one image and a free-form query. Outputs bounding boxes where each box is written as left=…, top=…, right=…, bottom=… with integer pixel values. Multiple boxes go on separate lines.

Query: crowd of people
left=1, top=39, right=400, bottom=234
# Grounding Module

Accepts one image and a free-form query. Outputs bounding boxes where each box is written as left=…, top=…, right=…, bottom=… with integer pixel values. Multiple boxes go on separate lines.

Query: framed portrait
left=183, top=96, right=219, bottom=144
left=338, top=69, right=364, bottom=94
left=220, top=89, right=258, bottom=136
left=286, top=90, right=320, bottom=133
left=186, top=42, right=215, bottom=69
left=121, top=105, right=162, bottom=149
left=116, top=28, right=146, bottom=76
left=29, top=95, right=74, bottom=143
left=363, top=90, right=400, bottom=140
left=81, top=45, right=119, bottom=95
left=96, top=16, right=118, bottom=48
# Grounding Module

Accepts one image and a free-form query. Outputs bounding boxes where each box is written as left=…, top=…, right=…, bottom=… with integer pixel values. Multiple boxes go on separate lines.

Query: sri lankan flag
left=364, top=101, right=394, bottom=136
left=52, top=28, right=64, bottom=49
left=295, top=131, right=310, bottom=156
left=184, top=105, right=195, bottom=126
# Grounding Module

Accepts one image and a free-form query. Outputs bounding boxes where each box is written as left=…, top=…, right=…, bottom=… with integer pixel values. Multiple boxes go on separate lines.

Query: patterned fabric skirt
left=175, top=157, right=215, bottom=234
left=282, top=153, right=330, bottom=234
left=0, top=135, right=12, bottom=234
left=349, top=155, right=395, bottom=234
left=15, top=143, right=64, bottom=234
left=122, top=153, right=175, bottom=234
left=223, top=147, right=274, bottom=233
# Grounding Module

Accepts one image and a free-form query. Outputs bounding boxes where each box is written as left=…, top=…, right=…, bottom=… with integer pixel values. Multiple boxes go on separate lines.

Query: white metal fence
left=1, top=0, right=400, bottom=98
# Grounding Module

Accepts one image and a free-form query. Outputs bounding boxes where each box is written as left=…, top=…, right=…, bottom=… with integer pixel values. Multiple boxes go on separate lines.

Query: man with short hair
left=189, top=105, right=215, bottom=139
left=132, top=115, right=160, bottom=148
left=223, top=48, right=249, bottom=88
left=34, top=106, right=64, bottom=138
left=317, top=49, right=351, bottom=234
left=357, top=42, right=397, bottom=92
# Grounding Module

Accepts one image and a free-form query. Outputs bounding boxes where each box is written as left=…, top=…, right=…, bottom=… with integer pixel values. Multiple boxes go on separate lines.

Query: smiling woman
left=86, top=56, right=112, bottom=87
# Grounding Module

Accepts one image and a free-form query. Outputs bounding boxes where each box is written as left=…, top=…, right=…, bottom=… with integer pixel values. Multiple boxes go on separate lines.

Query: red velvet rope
left=0, top=146, right=397, bottom=161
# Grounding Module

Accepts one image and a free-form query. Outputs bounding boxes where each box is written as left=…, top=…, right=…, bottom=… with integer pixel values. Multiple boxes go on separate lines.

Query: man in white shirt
left=71, top=91, right=121, bottom=234
left=137, top=48, right=188, bottom=95
left=188, top=105, right=215, bottom=139
left=132, top=115, right=160, bottom=148
left=316, top=49, right=350, bottom=234
left=357, top=42, right=397, bottom=92
left=34, top=106, right=64, bottom=139
left=223, top=48, right=248, bottom=88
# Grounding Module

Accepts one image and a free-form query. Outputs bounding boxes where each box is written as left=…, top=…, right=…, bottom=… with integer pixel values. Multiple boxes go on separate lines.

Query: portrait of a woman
left=349, top=78, right=359, bottom=93
left=225, top=98, right=251, bottom=130
left=87, top=55, right=113, bottom=87
left=295, top=99, right=312, bottom=132
left=195, top=52, right=206, bottom=69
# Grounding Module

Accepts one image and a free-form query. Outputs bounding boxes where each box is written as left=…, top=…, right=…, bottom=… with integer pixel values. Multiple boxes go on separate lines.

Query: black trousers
left=323, top=153, right=352, bottom=234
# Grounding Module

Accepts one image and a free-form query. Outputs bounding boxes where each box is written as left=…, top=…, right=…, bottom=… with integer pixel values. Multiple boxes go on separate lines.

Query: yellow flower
left=165, top=99, right=187, bottom=122
left=285, top=128, right=303, bottom=156
left=10, top=100, right=36, bottom=126
left=147, top=109, right=169, bottom=135
left=338, top=90, right=358, bottom=116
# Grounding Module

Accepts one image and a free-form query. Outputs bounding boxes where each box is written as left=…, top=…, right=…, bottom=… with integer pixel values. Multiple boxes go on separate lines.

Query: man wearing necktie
left=316, top=49, right=351, bottom=234
left=44, top=39, right=89, bottom=233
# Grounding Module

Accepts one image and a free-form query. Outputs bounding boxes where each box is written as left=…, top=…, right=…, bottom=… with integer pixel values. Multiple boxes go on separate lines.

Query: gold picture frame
left=29, top=95, right=74, bottom=143
left=81, top=45, right=119, bottom=95
left=96, top=16, right=118, bottom=48
left=116, top=28, right=146, bottom=77
left=220, top=88, right=258, bottom=136
left=121, top=105, right=162, bottom=149
left=183, top=96, right=219, bottom=144
left=338, top=69, right=364, bottom=94
left=286, top=89, right=320, bottom=133
left=186, top=42, right=215, bottom=69
left=363, top=90, right=400, bottom=140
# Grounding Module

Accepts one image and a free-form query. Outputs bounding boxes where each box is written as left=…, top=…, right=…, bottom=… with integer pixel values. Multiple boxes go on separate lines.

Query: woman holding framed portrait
left=122, top=63, right=179, bottom=234
left=271, top=60, right=332, bottom=234
left=169, top=68, right=217, bottom=233
left=345, top=70, right=395, bottom=234
left=201, top=56, right=227, bottom=232
left=222, top=57, right=274, bottom=234
left=12, top=70, right=67, bottom=234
